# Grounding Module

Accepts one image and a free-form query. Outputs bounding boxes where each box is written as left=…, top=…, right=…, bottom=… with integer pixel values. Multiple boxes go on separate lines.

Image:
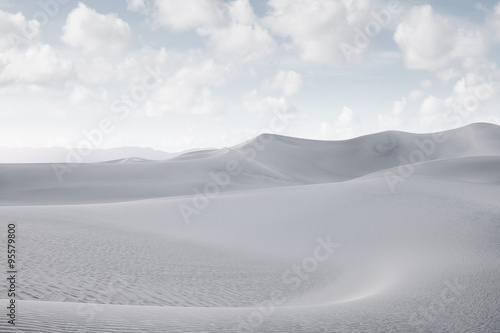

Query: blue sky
left=0, top=0, right=499, bottom=152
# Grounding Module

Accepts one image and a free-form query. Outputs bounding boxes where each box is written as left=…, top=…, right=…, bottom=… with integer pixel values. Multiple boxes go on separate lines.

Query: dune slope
left=1, top=122, right=500, bottom=205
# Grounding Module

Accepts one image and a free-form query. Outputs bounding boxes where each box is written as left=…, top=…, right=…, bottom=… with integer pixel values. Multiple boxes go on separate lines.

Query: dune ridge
left=1, top=122, right=500, bottom=205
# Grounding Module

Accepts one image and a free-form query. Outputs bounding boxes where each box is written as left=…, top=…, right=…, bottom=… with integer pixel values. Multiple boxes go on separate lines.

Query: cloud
left=391, top=5, right=498, bottom=130
left=152, top=0, right=276, bottom=63
left=448, top=72, right=499, bottom=112
left=408, top=89, right=424, bottom=101
left=0, top=44, right=72, bottom=86
left=226, top=0, right=254, bottom=25
left=335, top=106, right=359, bottom=129
left=145, top=58, right=228, bottom=115
left=417, top=71, right=500, bottom=129
left=69, top=84, right=107, bottom=105
left=74, top=56, right=118, bottom=85
left=378, top=84, right=435, bottom=130
left=204, top=20, right=276, bottom=63
left=378, top=97, right=408, bottom=129
left=486, top=2, right=500, bottom=42
left=263, top=0, right=389, bottom=65
left=154, top=0, right=225, bottom=31
left=419, top=79, right=434, bottom=90
left=126, top=0, right=147, bottom=13
left=394, top=5, right=487, bottom=79
left=209, top=0, right=275, bottom=63
left=262, top=70, right=303, bottom=96
left=0, top=10, right=41, bottom=51
left=320, top=106, right=362, bottom=139
left=61, top=2, right=132, bottom=55
left=243, top=90, right=297, bottom=118
left=419, top=95, right=448, bottom=128
left=0, top=10, right=72, bottom=89
left=475, top=3, right=489, bottom=13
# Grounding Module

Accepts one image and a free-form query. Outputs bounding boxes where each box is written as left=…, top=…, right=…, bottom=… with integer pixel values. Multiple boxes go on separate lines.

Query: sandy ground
left=0, top=123, right=499, bottom=332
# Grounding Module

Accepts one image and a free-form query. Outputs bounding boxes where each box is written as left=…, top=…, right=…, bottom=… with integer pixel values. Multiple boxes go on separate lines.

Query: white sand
left=0, top=123, right=499, bottom=332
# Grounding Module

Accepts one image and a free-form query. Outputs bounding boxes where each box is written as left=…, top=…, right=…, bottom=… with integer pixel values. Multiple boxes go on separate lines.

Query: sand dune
left=1, top=122, right=500, bottom=205
left=0, top=146, right=180, bottom=164
left=0, top=123, right=499, bottom=332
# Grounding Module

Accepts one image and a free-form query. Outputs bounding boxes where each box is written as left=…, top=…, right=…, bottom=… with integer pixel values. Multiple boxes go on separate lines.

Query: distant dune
left=0, top=146, right=180, bottom=163
left=1, top=122, right=499, bottom=205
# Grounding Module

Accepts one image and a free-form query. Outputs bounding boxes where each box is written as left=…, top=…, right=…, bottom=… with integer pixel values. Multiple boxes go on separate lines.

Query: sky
left=0, top=0, right=500, bottom=152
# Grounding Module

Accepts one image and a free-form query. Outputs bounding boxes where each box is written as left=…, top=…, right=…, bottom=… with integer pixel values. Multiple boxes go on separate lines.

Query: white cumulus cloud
left=263, top=0, right=390, bottom=65
left=61, top=3, right=132, bottom=55
left=262, top=70, right=303, bottom=96
left=154, top=0, right=225, bottom=31
left=127, top=0, right=147, bottom=13
left=394, top=5, right=487, bottom=79
left=145, top=58, right=228, bottom=115
left=153, top=0, right=275, bottom=63
left=0, top=10, right=41, bottom=51
left=243, top=90, right=297, bottom=119
left=0, top=44, right=72, bottom=86
left=417, top=71, right=500, bottom=129
left=204, top=21, right=276, bottom=63
left=320, top=106, right=362, bottom=139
